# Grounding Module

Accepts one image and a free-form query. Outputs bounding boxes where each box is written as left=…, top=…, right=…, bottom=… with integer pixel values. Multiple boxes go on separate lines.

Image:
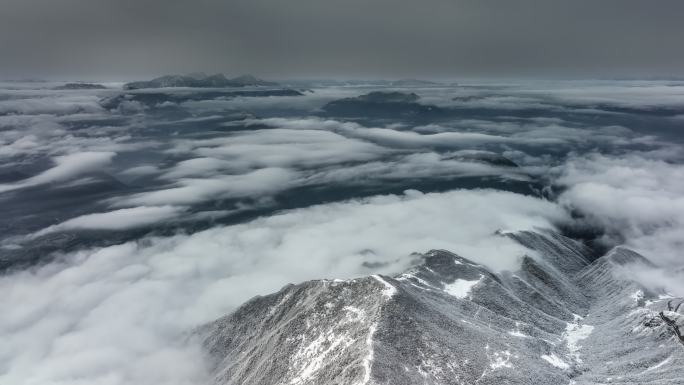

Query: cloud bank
left=557, top=152, right=684, bottom=295
left=34, top=206, right=186, bottom=236
left=0, top=189, right=567, bottom=385
left=0, top=152, right=116, bottom=193
left=2, top=79, right=683, bottom=385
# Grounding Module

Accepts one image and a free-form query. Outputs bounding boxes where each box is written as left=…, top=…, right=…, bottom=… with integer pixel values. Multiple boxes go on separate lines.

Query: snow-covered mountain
left=199, top=231, right=684, bottom=385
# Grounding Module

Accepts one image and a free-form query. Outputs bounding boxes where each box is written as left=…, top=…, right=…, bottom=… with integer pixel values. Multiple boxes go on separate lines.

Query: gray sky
left=1, top=0, right=683, bottom=80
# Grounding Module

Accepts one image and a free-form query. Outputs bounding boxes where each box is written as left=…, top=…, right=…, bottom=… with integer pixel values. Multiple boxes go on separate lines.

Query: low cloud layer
left=557, top=152, right=684, bottom=295
left=34, top=206, right=186, bottom=236
left=0, top=189, right=566, bottom=385
left=115, top=167, right=297, bottom=207
left=1, top=79, right=683, bottom=385
left=0, top=151, right=116, bottom=193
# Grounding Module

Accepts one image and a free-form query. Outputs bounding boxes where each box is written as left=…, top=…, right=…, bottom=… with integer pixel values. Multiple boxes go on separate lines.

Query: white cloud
left=525, top=81, right=684, bottom=109
left=115, top=167, right=298, bottom=206
left=254, top=117, right=528, bottom=148
left=0, top=189, right=567, bottom=385
left=616, top=263, right=684, bottom=297
left=34, top=206, right=186, bottom=236
left=556, top=152, right=684, bottom=294
left=121, top=165, right=161, bottom=176
left=171, top=127, right=387, bottom=170
left=306, top=152, right=530, bottom=183
left=0, top=113, right=146, bottom=161
left=441, top=80, right=684, bottom=111
left=0, top=152, right=116, bottom=193
left=250, top=116, right=640, bottom=152
left=179, top=87, right=359, bottom=114
left=160, top=158, right=234, bottom=179
left=0, top=94, right=104, bottom=116
left=3, top=80, right=684, bottom=385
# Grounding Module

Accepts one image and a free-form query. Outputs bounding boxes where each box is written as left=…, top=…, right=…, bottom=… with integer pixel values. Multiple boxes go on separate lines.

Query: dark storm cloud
left=1, top=0, right=683, bottom=79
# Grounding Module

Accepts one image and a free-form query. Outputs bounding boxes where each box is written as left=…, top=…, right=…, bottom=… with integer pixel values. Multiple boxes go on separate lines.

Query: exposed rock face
left=123, top=73, right=278, bottom=90
left=199, top=231, right=684, bottom=385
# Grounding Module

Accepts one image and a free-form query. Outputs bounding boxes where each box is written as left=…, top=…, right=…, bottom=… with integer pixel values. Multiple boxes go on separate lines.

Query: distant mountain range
left=321, top=91, right=444, bottom=119
left=283, top=79, right=445, bottom=87
left=123, top=73, right=279, bottom=90
left=53, top=83, right=108, bottom=90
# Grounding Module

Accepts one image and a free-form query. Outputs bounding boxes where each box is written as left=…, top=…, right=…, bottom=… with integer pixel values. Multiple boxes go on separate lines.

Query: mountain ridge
left=199, top=231, right=684, bottom=384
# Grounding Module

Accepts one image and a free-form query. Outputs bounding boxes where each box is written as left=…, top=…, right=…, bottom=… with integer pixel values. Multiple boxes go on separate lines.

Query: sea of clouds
left=1, top=79, right=683, bottom=384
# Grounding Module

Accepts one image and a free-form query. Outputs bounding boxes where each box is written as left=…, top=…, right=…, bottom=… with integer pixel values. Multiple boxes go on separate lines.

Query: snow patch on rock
left=289, top=332, right=355, bottom=384
left=490, top=350, right=514, bottom=370
left=643, top=357, right=671, bottom=373
left=563, top=314, right=594, bottom=363
left=541, top=354, right=570, bottom=370
left=372, top=275, right=397, bottom=298
left=359, top=323, right=377, bottom=385
left=443, top=274, right=483, bottom=299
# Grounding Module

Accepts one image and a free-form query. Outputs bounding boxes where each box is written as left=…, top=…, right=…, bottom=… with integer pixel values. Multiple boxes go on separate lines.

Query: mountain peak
left=199, top=231, right=684, bottom=385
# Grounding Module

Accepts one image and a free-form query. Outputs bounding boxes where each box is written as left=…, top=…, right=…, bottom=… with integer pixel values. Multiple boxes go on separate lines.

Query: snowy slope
left=199, top=231, right=684, bottom=385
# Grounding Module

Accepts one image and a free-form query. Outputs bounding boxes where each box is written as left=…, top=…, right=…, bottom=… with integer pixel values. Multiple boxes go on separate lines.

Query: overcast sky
left=1, top=0, right=683, bottom=80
